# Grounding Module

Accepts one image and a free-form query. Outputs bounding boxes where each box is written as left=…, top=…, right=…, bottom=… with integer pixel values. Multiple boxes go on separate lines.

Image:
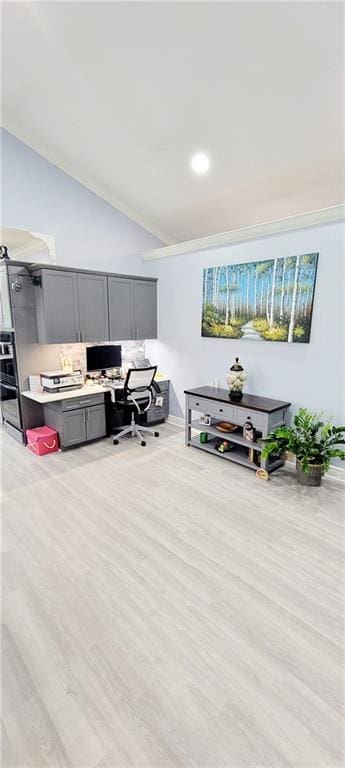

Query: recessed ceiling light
left=190, top=152, right=210, bottom=175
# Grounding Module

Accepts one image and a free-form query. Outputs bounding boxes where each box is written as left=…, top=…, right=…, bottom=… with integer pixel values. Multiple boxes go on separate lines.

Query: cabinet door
left=133, top=280, right=157, bottom=339
left=108, top=277, right=133, bottom=340
left=39, top=270, right=79, bottom=343
left=63, top=408, right=86, bottom=447
left=0, top=266, right=13, bottom=330
left=77, top=273, right=109, bottom=342
left=86, top=404, right=106, bottom=441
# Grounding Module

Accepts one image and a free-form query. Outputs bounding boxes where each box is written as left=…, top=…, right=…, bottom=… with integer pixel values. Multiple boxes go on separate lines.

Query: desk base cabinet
left=146, top=379, right=169, bottom=424
left=43, top=394, right=106, bottom=449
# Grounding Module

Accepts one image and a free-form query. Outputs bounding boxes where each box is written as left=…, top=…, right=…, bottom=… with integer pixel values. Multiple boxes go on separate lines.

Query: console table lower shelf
left=184, top=387, right=291, bottom=476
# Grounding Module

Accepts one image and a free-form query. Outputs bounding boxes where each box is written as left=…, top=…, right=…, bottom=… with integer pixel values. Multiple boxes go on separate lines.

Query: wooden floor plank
left=1, top=424, right=344, bottom=767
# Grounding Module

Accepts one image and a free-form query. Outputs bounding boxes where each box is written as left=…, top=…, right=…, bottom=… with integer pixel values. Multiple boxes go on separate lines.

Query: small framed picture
left=199, top=413, right=211, bottom=426
left=243, top=420, right=255, bottom=442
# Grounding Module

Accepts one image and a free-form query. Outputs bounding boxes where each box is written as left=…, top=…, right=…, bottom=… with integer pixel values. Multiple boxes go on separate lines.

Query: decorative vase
left=296, top=458, right=323, bottom=486
left=226, top=357, right=247, bottom=400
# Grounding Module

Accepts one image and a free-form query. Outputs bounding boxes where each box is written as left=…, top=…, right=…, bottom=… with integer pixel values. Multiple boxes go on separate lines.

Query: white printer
left=41, top=370, right=84, bottom=393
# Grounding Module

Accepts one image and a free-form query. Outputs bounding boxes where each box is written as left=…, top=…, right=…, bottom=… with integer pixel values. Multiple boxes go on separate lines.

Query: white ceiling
left=2, top=1, right=344, bottom=244
left=0, top=227, right=56, bottom=262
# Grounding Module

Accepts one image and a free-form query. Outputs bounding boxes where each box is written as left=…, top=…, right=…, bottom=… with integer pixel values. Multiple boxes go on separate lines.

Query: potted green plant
left=261, top=408, right=345, bottom=486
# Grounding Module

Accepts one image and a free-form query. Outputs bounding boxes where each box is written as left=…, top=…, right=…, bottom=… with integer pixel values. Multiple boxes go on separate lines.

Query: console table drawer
left=210, top=402, right=236, bottom=422
left=189, top=396, right=236, bottom=422
left=235, top=408, right=266, bottom=431
left=188, top=396, right=214, bottom=413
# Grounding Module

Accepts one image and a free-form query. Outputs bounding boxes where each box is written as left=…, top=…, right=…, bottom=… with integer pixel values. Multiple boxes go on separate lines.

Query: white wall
left=146, top=220, right=345, bottom=424
left=1, top=129, right=162, bottom=274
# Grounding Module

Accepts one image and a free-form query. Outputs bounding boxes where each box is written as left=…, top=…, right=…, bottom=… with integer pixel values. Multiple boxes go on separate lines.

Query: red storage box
left=26, top=426, right=59, bottom=456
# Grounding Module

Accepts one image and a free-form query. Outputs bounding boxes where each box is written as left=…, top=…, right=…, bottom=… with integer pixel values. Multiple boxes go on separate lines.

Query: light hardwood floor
left=1, top=424, right=344, bottom=767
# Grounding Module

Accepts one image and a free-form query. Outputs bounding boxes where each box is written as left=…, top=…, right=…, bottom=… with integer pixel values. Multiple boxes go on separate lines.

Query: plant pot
left=296, top=458, right=324, bottom=486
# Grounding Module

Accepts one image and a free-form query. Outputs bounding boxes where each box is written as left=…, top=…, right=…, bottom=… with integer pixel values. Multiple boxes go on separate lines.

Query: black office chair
left=113, top=366, right=160, bottom=447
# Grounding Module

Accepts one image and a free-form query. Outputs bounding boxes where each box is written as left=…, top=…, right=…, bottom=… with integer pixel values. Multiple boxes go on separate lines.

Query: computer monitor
left=86, top=344, right=122, bottom=375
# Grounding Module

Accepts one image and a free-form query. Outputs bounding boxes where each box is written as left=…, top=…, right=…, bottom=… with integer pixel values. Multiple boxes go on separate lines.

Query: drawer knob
left=219, top=408, right=223, bottom=412
left=195, top=402, right=199, bottom=406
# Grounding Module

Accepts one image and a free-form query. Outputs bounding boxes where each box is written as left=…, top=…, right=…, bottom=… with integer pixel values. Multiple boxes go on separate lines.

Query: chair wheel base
left=154, top=431, right=159, bottom=437
left=113, top=438, right=119, bottom=445
left=141, top=440, right=146, bottom=447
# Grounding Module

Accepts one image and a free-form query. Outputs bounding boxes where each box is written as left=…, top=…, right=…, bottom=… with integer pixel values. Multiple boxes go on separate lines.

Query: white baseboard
left=276, top=459, right=345, bottom=483
left=167, top=414, right=185, bottom=428
left=168, top=415, right=345, bottom=483
left=327, top=464, right=345, bottom=482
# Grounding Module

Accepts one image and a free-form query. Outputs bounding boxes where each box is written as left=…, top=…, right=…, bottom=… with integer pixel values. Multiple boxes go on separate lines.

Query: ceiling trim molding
left=11, top=242, right=41, bottom=259
left=11, top=234, right=55, bottom=261
left=143, top=204, right=345, bottom=261
left=31, top=232, right=56, bottom=261
left=3, top=124, right=176, bottom=247
left=57, top=158, right=176, bottom=246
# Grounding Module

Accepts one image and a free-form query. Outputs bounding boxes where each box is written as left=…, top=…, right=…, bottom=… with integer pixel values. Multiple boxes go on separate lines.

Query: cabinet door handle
left=219, top=408, right=223, bottom=412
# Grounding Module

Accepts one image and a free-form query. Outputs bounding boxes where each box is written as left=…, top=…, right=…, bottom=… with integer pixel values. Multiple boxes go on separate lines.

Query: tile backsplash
left=59, top=340, right=146, bottom=375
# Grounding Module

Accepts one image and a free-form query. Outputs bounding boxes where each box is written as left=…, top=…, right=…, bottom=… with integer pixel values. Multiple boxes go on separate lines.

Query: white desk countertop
left=21, top=378, right=168, bottom=405
left=21, top=384, right=114, bottom=404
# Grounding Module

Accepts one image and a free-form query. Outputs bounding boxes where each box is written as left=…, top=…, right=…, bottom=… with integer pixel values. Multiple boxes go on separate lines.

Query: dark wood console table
left=184, top=387, right=290, bottom=474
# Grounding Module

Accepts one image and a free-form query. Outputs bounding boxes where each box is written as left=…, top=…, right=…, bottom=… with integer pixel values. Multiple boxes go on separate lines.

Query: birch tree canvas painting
left=202, top=253, right=318, bottom=342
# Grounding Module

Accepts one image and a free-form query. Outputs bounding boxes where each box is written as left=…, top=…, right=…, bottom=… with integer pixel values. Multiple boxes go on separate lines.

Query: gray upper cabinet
left=108, top=276, right=157, bottom=341
left=133, top=280, right=157, bottom=339
left=108, top=277, right=134, bottom=340
left=77, top=273, right=109, bottom=342
left=34, top=267, right=157, bottom=344
left=36, top=269, right=79, bottom=343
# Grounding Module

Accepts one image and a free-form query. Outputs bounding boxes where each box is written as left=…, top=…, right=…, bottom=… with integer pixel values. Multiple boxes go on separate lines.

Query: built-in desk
left=184, top=387, right=290, bottom=474
left=22, top=379, right=170, bottom=449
